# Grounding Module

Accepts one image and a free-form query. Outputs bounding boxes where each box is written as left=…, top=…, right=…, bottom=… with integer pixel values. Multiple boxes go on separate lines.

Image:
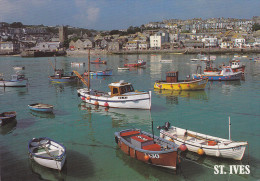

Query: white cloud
left=74, top=0, right=100, bottom=27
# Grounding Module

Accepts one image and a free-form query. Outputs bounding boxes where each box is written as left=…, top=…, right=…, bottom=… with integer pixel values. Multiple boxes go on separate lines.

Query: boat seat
left=35, top=149, right=60, bottom=156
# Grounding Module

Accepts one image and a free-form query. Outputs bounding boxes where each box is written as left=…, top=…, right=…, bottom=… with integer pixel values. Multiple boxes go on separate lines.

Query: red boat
left=114, top=129, right=179, bottom=170
left=91, top=58, right=107, bottom=64
left=124, top=59, right=146, bottom=67
left=228, top=60, right=245, bottom=73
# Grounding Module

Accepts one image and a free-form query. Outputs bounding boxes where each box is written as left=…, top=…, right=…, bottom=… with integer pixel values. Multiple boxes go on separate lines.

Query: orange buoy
left=169, top=139, right=174, bottom=142
left=179, top=144, right=187, bottom=151
left=87, top=96, right=91, bottom=100
left=178, top=84, right=181, bottom=88
left=144, top=154, right=150, bottom=161
left=187, top=84, right=190, bottom=87
left=197, top=148, right=204, bottom=155
left=94, top=101, right=99, bottom=106
left=104, top=102, right=109, bottom=107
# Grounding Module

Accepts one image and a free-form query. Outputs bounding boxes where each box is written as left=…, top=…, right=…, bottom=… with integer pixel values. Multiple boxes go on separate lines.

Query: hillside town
left=1, top=16, right=260, bottom=56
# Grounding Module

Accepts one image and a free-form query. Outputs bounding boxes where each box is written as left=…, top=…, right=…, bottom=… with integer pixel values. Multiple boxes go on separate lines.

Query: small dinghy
left=28, top=137, right=66, bottom=170
left=114, top=128, right=179, bottom=170
left=13, top=66, right=25, bottom=70
left=0, top=111, right=16, bottom=126
left=118, top=67, right=130, bottom=70
left=28, top=103, right=54, bottom=113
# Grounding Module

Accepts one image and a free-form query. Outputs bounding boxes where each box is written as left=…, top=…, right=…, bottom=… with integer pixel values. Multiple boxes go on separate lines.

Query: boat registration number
left=232, top=146, right=241, bottom=151
left=148, top=154, right=160, bottom=159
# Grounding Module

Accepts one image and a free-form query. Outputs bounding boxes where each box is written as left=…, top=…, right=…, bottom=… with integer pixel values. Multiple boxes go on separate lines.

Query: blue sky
left=0, top=0, right=259, bottom=30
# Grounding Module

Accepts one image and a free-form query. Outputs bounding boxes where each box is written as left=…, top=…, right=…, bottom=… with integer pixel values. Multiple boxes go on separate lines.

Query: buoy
left=81, top=97, right=85, bottom=100
left=179, top=144, right=187, bottom=151
left=104, top=102, right=109, bottom=107
left=216, top=150, right=220, bottom=157
left=197, top=148, right=204, bottom=155
left=187, top=84, right=190, bottom=87
left=219, top=78, right=221, bottom=80
left=144, top=154, right=150, bottom=161
left=94, top=101, right=99, bottom=106
left=87, top=96, right=91, bottom=100
left=178, top=84, right=181, bottom=88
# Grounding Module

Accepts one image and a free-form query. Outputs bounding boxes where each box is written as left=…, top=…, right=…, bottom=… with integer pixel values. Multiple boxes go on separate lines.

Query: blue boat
left=48, top=69, right=78, bottom=83
left=83, top=69, right=113, bottom=76
left=193, top=67, right=242, bottom=81
left=28, top=103, right=54, bottom=113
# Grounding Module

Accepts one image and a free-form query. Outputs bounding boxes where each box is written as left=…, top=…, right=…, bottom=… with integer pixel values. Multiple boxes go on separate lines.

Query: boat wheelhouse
left=48, top=69, right=78, bottom=83
left=77, top=80, right=151, bottom=109
left=154, top=71, right=208, bottom=90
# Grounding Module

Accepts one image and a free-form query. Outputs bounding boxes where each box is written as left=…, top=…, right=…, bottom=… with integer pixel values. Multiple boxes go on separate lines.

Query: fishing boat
left=77, top=80, right=152, bottom=109
left=48, top=69, right=78, bottom=83
left=124, top=59, right=146, bottom=67
left=193, top=67, right=242, bottom=81
left=0, top=73, right=28, bottom=87
left=154, top=71, right=208, bottom=90
left=158, top=121, right=248, bottom=160
left=28, top=103, right=54, bottom=113
left=83, top=69, right=113, bottom=76
left=90, top=58, right=107, bottom=64
left=28, top=137, right=66, bottom=170
left=114, top=128, right=179, bottom=170
left=203, top=61, right=221, bottom=75
left=0, top=111, right=16, bottom=126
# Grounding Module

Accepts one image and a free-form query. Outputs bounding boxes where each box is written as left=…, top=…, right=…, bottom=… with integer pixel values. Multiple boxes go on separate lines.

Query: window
left=113, top=88, right=118, bottom=94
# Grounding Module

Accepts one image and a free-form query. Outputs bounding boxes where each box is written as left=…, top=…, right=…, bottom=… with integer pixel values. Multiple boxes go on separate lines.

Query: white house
left=150, top=31, right=169, bottom=49
left=201, top=38, right=218, bottom=47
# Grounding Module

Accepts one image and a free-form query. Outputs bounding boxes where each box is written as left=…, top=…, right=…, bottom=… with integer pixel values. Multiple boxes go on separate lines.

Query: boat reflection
left=0, top=119, right=17, bottom=135
left=29, top=158, right=66, bottom=181
left=154, top=89, right=208, bottom=103
left=29, top=111, right=55, bottom=119
left=0, top=86, right=28, bottom=96
left=79, top=103, right=152, bottom=127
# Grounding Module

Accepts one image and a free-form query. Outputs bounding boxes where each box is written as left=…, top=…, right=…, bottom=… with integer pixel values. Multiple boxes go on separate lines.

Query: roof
left=108, top=80, right=132, bottom=87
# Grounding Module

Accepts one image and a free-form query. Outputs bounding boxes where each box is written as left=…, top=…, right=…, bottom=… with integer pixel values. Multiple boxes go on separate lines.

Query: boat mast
left=88, top=49, right=90, bottom=90
left=229, top=116, right=231, bottom=140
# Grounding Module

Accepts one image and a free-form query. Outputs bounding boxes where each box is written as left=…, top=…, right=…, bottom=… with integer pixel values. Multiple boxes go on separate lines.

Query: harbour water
left=0, top=54, right=260, bottom=181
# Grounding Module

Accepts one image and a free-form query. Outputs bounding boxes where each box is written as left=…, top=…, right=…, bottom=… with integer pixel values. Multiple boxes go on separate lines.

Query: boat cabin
left=11, top=74, right=25, bottom=81
left=230, top=60, right=241, bottom=68
left=221, top=67, right=233, bottom=76
left=108, top=80, right=135, bottom=96
left=166, top=71, right=178, bottom=83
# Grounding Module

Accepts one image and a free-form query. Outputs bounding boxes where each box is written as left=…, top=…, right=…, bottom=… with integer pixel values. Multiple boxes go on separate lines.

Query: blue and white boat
left=28, top=103, right=54, bottom=113
left=28, top=137, right=66, bottom=170
left=83, top=69, right=113, bottom=76
left=0, top=73, right=28, bottom=87
left=193, top=67, right=242, bottom=81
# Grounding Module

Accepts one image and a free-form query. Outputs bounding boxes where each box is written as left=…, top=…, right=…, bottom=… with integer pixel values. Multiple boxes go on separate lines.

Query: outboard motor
left=165, top=122, right=170, bottom=131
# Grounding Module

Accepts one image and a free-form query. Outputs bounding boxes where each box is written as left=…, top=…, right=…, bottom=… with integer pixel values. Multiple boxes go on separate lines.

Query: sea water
left=0, top=54, right=259, bottom=181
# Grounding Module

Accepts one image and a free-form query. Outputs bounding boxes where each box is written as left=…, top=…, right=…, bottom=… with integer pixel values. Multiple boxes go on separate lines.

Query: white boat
left=71, top=62, right=85, bottom=67
left=77, top=80, right=152, bottom=109
left=118, top=67, right=130, bottom=70
left=159, top=59, right=173, bottom=63
left=13, top=66, right=25, bottom=70
left=0, top=73, right=28, bottom=87
left=159, top=122, right=248, bottom=160
left=190, top=58, right=199, bottom=62
left=28, top=137, right=66, bottom=170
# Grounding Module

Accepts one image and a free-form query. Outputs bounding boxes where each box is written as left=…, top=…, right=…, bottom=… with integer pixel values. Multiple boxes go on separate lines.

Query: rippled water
left=0, top=54, right=260, bottom=181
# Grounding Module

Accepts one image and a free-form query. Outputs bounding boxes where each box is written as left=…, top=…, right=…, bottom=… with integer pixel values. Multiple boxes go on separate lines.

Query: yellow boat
left=154, top=71, right=208, bottom=91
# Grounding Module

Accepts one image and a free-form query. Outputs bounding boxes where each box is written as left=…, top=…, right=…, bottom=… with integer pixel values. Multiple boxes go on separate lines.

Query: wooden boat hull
left=193, top=72, right=242, bottom=81
left=0, top=80, right=27, bottom=87
left=48, top=76, right=78, bottom=83
left=77, top=89, right=152, bottom=109
left=28, top=137, right=66, bottom=170
left=28, top=103, right=54, bottom=113
left=160, top=126, right=247, bottom=160
left=154, top=78, right=208, bottom=90
left=115, top=129, right=178, bottom=170
left=124, top=62, right=146, bottom=67
left=0, top=112, right=16, bottom=126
